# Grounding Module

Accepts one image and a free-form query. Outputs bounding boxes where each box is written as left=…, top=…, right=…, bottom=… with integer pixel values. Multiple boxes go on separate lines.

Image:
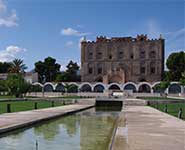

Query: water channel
left=0, top=107, right=120, bottom=150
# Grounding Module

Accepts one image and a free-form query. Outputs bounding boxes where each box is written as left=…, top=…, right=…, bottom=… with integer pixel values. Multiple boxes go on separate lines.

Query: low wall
left=133, top=93, right=161, bottom=98
left=26, top=92, right=108, bottom=98
left=26, top=92, right=184, bottom=98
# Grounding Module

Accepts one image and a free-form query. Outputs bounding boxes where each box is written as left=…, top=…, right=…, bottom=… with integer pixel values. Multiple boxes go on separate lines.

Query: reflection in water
left=0, top=107, right=120, bottom=150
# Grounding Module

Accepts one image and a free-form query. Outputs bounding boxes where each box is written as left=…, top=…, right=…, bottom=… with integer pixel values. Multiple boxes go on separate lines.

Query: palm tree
left=9, top=59, right=27, bottom=73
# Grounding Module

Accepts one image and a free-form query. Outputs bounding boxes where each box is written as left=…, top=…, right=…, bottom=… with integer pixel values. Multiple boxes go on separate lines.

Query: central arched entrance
left=109, top=75, right=122, bottom=84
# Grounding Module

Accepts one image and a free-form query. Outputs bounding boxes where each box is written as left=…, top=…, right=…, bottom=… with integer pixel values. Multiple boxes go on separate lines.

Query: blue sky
left=0, top=0, right=184, bottom=71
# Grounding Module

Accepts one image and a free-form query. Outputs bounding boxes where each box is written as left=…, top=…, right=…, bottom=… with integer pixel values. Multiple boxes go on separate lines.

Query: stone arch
left=55, top=83, right=65, bottom=92
left=109, top=75, right=123, bottom=84
left=44, top=83, right=54, bottom=92
left=152, top=82, right=163, bottom=93
left=95, top=76, right=103, bottom=82
left=79, top=82, right=92, bottom=92
left=93, top=83, right=106, bottom=93
left=138, top=82, right=152, bottom=93
left=31, top=82, right=43, bottom=92
left=32, top=82, right=43, bottom=87
left=168, top=82, right=181, bottom=94
left=108, top=83, right=121, bottom=90
left=67, top=83, right=79, bottom=93
left=123, top=82, right=137, bottom=92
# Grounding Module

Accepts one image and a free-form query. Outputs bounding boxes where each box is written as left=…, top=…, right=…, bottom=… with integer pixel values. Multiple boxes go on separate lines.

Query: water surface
left=0, top=107, right=119, bottom=150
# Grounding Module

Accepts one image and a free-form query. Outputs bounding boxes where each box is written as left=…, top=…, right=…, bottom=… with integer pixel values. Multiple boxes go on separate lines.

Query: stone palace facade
left=81, top=34, right=164, bottom=84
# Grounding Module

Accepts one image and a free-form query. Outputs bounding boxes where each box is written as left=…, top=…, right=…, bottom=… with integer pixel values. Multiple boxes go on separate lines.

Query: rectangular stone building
left=81, top=35, right=164, bottom=84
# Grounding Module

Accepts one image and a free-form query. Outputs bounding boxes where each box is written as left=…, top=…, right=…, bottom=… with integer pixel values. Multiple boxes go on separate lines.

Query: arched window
left=88, top=52, right=93, bottom=59
left=140, top=51, right=145, bottom=59
left=97, top=64, right=103, bottom=74
left=88, top=64, right=93, bottom=74
left=94, top=84, right=105, bottom=93
left=96, top=52, right=102, bottom=59
left=117, top=50, right=124, bottom=59
left=140, top=62, right=146, bottom=74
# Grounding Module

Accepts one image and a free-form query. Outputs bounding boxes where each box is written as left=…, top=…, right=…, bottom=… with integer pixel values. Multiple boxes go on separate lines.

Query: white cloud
left=147, top=19, right=161, bottom=39
left=61, top=27, right=90, bottom=36
left=0, top=0, right=6, bottom=12
left=0, top=45, right=26, bottom=62
left=0, top=0, right=18, bottom=27
left=165, top=28, right=185, bottom=43
left=65, top=41, right=74, bottom=47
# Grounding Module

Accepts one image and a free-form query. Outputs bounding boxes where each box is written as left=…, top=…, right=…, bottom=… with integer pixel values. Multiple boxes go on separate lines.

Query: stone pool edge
left=0, top=104, right=94, bottom=135
left=109, top=108, right=129, bottom=150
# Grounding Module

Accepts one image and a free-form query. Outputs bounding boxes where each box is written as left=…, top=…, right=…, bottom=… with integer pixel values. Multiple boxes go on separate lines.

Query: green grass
left=139, top=96, right=184, bottom=101
left=150, top=103, right=185, bottom=120
left=0, top=101, right=63, bottom=114
left=0, top=95, right=15, bottom=99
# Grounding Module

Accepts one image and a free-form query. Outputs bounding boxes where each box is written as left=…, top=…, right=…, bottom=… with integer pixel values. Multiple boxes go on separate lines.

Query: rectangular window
left=140, top=51, right=145, bottom=59
left=97, top=52, right=102, bottom=59
left=151, top=67, right=155, bottom=74
left=130, top=54, right=134, bottom=59
left=98, top=68, right=102, bottom=74
left=118, top=51, right=123, bottom=59
left=150, top=51, right=156, bottom=59
left=140, top=67, right=145, bottom=74
left=88, top=52, right=93, bottom=59
left=88, top=68, right=93, bottom=74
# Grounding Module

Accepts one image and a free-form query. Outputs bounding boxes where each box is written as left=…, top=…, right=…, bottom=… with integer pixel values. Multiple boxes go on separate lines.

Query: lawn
left=138, top=96, right=184, bottom=101
left=0, top=101, right=63, bottom=114
left=150, top=103, right=185, bottom=120
left=0, top=95, right=15, bottom=100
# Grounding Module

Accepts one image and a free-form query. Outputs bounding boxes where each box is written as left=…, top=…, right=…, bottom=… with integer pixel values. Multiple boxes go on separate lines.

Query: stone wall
left=81, top=34, right=164, bottom=84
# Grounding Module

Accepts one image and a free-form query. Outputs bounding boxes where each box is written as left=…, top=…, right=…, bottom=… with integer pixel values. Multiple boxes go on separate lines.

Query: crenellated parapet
left=81, top=34, right=164, bottom=45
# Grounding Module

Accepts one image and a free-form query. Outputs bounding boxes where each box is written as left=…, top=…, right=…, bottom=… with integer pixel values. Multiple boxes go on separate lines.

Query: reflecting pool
left=0, top=107, right=120, bottom=150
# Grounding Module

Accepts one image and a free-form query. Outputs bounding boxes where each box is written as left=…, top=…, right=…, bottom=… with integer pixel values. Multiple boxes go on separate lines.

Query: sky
left=0, top=0, right=184, bottom=71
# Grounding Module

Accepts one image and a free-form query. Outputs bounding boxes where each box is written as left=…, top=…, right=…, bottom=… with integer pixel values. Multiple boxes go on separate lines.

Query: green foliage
left=179, top=71, right=185, bottom=87
left=180, top=79, right=185, bottom=86
left=166, top=51, right=185, bottom=81
left=55, top=60, right=80, bottom=82
left=65, top=60, right=80, bottom=82
left=9, top=59, right=27, bottom=73
left=35, top=57, right=61, bottom=82
left=55, top=72, right=70, bottom=82
left=29, top=85, right=42, bottom=92
left=163, top=71, right=172, bottom=81
left=153, top=81, right=170, bottom=93
left=0, top=62, right=11, bottom=73
left=0, top=80, right=7, bottom=93
left=67, top=84, right=78, bottom=93
left=5, top=74, right=31, bottom=97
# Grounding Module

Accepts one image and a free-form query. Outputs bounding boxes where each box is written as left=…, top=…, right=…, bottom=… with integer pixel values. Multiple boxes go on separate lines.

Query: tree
left=65, top=60, right=80, bottom=82
left=55, top=72, right=69, bottom=82
left=6, top=74, right=31, bottom=97
left=9, top=59, right=27, bottom=73
left=0, top=80, right=7, bottom=95
left=0, top=62, right=12, bottom=73
left=166, top=51, right=185, bottom=81
left=35, top=57, right=61, bottom=82
left=180, top=71, right=185, bottom=94
left=153, top=81, right=170, bottom=94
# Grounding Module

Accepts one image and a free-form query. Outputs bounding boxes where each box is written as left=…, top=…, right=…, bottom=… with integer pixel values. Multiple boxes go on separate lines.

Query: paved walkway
left=112, top=106, right=185, bottom=150
left=0, top=104, right=94, bottom=134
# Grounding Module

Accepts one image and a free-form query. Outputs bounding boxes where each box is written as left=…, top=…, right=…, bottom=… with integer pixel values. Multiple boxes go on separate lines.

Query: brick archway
left=107, top=69, right=125, bottom=84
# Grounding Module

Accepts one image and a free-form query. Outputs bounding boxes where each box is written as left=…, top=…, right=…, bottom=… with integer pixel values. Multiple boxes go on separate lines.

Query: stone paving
left=112, top=106, right=185, bottom=150
left=0, top=104, right=94, bottom=134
